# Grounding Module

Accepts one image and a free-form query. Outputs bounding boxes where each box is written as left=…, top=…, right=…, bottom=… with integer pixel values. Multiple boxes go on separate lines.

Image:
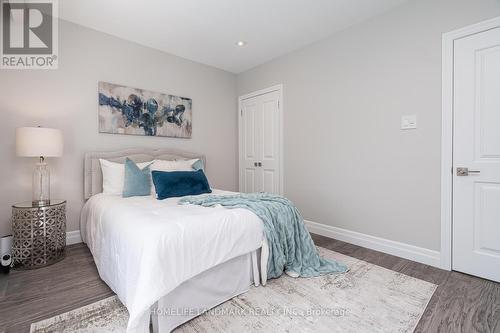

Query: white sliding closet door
left=239, top=87, right=282, bottom=194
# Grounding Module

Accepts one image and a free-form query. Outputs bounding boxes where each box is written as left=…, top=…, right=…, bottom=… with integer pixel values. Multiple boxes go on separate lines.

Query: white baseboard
left=66, top=230, right=82, bottom=245
left=305, top=220, right=441, bottom=268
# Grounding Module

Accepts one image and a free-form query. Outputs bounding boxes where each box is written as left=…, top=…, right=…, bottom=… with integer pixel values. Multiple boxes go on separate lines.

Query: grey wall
left=2, top=0, right=500, bottom=251
left=0, top=20, right=237, bottom=235
left=237, top=0, right=500, bottom=251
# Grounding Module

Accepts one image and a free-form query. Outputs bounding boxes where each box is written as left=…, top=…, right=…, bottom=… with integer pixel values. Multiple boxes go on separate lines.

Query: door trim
left=441, top=16, right=500, bottom=271
left=238, top=84, right=284, bottom=195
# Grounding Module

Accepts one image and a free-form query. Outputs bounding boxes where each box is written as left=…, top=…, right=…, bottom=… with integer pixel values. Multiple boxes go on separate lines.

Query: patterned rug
left=30, top=248, right=437, bottom=333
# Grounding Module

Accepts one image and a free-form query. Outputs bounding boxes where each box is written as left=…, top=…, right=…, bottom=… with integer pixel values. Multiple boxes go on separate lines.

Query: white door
left=239, top=88, right=282, bottom=194
left=453, top=26, right=500, bottom=282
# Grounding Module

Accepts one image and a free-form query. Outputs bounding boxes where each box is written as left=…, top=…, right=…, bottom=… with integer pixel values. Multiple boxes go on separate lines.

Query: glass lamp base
left=33, top=157, right=50, bottom=206
left=32, top=199, right=50, bottom=207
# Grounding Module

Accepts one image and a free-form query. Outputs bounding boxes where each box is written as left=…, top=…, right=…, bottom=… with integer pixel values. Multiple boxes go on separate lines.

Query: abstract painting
left=98, top=82, right=192, bottom=138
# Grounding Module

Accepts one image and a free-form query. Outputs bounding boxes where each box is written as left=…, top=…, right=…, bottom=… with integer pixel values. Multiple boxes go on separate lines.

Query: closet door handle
left=258, top=162, right=262, bottom=167
left=254, top=162, right=258, bottom=167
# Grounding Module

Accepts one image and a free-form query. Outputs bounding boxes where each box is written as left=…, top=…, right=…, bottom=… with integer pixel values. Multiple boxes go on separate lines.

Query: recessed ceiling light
left=236, top=40, right=247, bottom=47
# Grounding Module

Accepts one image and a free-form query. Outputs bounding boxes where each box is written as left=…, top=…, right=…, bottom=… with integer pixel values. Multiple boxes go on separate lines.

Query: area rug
left=30, top=248, right=437, bottom=333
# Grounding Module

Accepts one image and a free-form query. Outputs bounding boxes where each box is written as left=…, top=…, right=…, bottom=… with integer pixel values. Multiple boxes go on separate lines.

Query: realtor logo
left=1, top=0, right=58, bottom=69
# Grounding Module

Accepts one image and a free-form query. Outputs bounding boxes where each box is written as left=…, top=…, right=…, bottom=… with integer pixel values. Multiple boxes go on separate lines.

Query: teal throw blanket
left=179, top=193, right=348, bottom=279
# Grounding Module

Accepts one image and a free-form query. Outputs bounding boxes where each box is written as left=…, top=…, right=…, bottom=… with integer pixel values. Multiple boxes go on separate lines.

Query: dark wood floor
left=1, top=234, right=499, bottom=333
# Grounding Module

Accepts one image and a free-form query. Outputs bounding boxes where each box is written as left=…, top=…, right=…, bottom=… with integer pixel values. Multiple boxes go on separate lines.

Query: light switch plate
left=401, top=115, right=417, bottom=130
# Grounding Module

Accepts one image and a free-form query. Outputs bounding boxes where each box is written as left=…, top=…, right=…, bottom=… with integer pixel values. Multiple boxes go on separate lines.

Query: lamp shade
left=16, top=127, right=63, bottom=157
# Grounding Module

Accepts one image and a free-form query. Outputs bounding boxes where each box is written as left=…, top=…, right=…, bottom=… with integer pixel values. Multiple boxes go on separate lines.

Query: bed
left=80, top=148, right=269, bottom=333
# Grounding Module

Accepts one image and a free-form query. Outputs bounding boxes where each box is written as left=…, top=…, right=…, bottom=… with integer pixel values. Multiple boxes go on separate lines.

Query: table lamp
left=16, top=127, right=63, bottom=206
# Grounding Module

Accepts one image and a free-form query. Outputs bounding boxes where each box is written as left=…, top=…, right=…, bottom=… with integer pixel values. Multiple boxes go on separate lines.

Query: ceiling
left=59, top=0, right=408, bottom=73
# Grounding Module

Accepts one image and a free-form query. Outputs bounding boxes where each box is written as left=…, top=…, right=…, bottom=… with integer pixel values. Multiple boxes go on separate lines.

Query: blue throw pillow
left=123, top=158, right=152, bottom=198
left=152, top=170, right=212, bottom=200
left=192, top=159, right=204, bottom=171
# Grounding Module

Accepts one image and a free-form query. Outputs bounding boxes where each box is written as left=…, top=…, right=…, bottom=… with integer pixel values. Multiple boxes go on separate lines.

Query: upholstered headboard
left=84, top=148, right=206, bottom=199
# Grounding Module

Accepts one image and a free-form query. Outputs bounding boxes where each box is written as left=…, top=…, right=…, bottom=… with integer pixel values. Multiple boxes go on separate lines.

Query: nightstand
left=12, top=200, right=66, bottom=269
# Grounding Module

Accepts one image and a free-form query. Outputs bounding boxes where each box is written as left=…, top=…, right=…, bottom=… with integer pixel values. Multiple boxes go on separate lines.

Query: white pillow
left=181, top=158, right=203, bottom=170
left=150, top=159, right=198, bottom=172
left=99, top=159, right=152, bottom=195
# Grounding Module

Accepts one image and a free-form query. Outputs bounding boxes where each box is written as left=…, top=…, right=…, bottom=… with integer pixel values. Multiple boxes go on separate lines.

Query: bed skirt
left=151, top=242, right=268, bottom=333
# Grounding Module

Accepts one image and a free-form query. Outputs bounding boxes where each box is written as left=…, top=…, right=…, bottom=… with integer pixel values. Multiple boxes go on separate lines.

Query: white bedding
left=80, top=189, right=264, bottom=333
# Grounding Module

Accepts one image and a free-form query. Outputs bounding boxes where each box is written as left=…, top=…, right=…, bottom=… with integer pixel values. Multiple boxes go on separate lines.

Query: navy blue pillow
left=152, top=170, right=212, bottom=200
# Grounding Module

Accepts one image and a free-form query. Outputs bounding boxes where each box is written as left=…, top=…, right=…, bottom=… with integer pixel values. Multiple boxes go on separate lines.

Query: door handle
left=456, top=167, right=480, bottom=176
left=254, top=162, right=258, bottom=167
left=258, top=162, right=262, bottom=167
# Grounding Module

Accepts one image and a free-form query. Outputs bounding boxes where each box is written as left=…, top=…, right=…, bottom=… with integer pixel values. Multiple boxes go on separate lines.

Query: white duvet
left=80, top=190, right=264, bottom=333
